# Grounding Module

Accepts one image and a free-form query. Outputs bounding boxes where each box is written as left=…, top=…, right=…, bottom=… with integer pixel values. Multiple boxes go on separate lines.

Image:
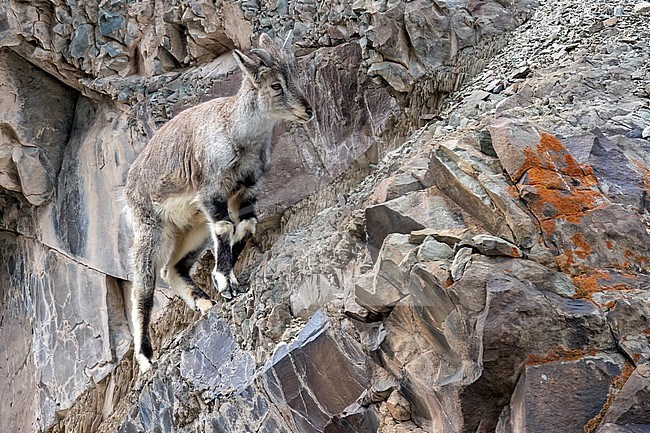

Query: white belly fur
left=157, top=195, right=205, bottom=229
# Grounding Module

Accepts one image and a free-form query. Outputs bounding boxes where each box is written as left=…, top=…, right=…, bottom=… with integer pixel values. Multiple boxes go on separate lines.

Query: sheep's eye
left=271, top=83, right=283, bottom=91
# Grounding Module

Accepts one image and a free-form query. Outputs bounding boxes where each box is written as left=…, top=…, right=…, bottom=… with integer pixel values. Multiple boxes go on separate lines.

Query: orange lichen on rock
left=511, top=132, right=615, bottom=275
left=623, top=249, right=649, bottom=266
left=570, top=233, right=592, bottom=259
left=538, top=132, right=565, bottom=152
left=571, top=270, right=611, bottom=299
left=524, top=346, right=596, bottom=366
left=584, top=362, right=635, bottom=433
left=515, top=133, right=605, bottom=236
left=556, top=249, right=579, bottom=272
left=572, top=269, right=640, bottom=300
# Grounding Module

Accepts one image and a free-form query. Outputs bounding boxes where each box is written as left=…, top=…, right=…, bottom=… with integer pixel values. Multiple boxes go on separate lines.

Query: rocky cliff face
left=1, top=0, right=649, bottom=432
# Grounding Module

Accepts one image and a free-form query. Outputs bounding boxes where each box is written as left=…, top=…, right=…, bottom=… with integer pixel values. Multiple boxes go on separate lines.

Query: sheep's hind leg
left=130, top=219, right=162, bottom=373
left=160, top=222, right=213, bottom=314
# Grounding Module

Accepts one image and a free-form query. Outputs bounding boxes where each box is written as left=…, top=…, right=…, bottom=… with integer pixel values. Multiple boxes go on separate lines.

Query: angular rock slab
left=605, top=291, right=650, bottom=364
left=599, top=364, right=650, bottom=427
left=456, top=256, right=617, bottom=432
left=180, top=313, right=255, bottom=400
left=429, top=139, right=539, bottom=248
left=561, top=130, right=649, bottom=212
left=260, top=310, right=370, bottom=432
left=0, top=231, right=127, bottom=431
left=470, top=234, right=523, bottom=258
left=0, top=232, right=38, bottom=433
left=36, top=98, right=140, bottom=280
left=379, top=253, right=617, bottom=432
left=355, top=233, right=418, bottom=314
left=118, top=310, right=370, bottom=433
left=365, top=187, right=478, bottom=259
left=499, top=356, right=623, bottom=433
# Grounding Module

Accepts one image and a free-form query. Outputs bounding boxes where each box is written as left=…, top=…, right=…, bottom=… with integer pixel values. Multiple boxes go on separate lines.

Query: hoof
left=233, top=218, right=257, bottom=244
left=212, top=270, right=239, bottom=300
left=135, top=353, right=152, bottom=374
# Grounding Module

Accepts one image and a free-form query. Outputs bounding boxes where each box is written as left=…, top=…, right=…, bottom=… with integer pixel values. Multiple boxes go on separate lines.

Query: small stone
left=367, top=61, right=414, bottom=93
left=634, top=2, right=650, bottom=13
left=642, top=127, right=650, bottom=139
left=410, top=228, right=469, bottom=246
left=471, top=234, right=523, bottom=258
left=510, top=66, right=531, bottom=80
left=603, top=17, right=618, bottom=27
left=369, top=367, right=399, bottom=403
left=418, top=236, right=454, bottom=261
left=465, top=90, right=491, bottom=102
left=409, top=228, right=438, bottom=244
left=477, top=129, right=498, bottom=157
left=450, top=247, right=473, bottom=281
left=588, top=21, right=604, bottom=33
left=485, top=78, right=504, bottom=94
left=266, top=303, right=292, bottom=340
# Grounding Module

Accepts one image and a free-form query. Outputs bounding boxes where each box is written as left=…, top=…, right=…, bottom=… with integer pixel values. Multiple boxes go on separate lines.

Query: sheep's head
left=233, top=32, right=313, bottom=123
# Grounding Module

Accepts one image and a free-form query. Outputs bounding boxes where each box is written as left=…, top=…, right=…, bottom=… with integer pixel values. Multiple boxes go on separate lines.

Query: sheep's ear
left=233, top=49, right=258, bottom=86
left=258, top=32, right=274, bottom=50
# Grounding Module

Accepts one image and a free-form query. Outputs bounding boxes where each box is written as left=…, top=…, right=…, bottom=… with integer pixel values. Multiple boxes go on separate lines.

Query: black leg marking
left=232, top=240, right=246, bottom=263
left=238, top=196, right=257, bottom=222
left=138, top=296, right=154, bottom=359
left=232, top=195, right=257, bottom=262
left=216, top=233, right=234, bottom=274
left=131, top=219, right=161, bottom=371
left=175, top=246, right=211, bottom=301
left=204, top=196, right=231, bottom=223
left=239, top=172, right=258, bottom=189
left=174, top=247, right=203, bottom=280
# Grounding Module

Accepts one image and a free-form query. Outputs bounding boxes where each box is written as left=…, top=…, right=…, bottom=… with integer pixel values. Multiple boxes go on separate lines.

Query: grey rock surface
left=501, top=356, right=624, bottom=433
left=599, top=364, right=650, bottom=427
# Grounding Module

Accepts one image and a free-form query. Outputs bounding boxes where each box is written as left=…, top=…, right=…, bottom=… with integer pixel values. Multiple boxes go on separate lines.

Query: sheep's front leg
left=203, top=196, right=238, bottom=299
left=231, top=193, right=257, bottom=262
left=211, top=221, right=238, bottom=299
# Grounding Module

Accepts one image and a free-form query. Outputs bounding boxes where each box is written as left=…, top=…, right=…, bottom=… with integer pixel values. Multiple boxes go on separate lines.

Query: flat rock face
left=2, top=0, right=650, bottom=433
left=502, top=356, right=624, bottom=433
left=0, top=232, right=129, bottom=432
